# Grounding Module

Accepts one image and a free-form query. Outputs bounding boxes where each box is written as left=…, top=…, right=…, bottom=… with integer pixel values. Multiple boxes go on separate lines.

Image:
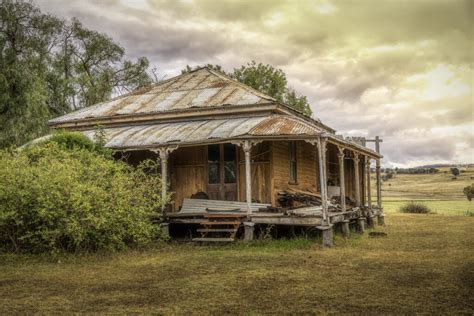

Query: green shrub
left=450, top=167, right=460, bottom=177
left=47, top=130, right=95, bottom=151
left=0, top=143, right=166, bottom=253
left=399, top=201, right=432, bottom=214
left=463, top=184, right=473, bottom=201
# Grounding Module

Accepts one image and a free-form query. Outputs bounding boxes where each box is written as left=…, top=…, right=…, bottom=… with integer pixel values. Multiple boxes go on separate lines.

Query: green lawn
left=1, top=213, right=473, bottom=314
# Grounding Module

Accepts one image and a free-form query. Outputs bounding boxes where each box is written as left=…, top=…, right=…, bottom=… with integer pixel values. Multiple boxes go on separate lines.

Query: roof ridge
left=203, top=67, right=322, bottom=123
left=204, top=67, right=277, bottom=102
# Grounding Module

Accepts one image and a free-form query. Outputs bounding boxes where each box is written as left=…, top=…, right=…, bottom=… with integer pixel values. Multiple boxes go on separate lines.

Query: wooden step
left=192, top=237, right=235, bottom=242
left=197, top=228, right=238, bottom=233
left=200, top=221, right=241, bottom=225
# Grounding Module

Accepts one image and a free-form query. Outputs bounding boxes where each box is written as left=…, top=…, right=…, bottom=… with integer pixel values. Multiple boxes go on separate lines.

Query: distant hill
left=414, top=163, right=473, bottom=169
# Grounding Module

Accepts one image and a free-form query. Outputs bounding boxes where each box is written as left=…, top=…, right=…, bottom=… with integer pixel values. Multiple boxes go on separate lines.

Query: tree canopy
left=0, top=0, right=151, bottom=148
left=0, top=0, right=313, bottom=149
left=182, top=61, right=313, bottom=116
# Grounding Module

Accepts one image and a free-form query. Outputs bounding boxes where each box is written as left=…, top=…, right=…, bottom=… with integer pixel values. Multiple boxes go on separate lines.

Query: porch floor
left=167, top=207, right=382, bottom=226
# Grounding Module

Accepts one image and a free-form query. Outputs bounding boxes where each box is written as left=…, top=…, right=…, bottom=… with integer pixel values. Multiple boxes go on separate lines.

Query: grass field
left=1, top=213, right=473, bottom=314
left=378, top=167, right=474, bottom=215
left=0, top=168, right=473, bottom=314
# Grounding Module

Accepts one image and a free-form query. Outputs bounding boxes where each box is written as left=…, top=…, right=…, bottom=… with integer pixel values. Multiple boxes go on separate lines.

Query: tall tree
left=0, top=0, right=62, bottom=147
left=0, top=0, right=152, bottom=148
left=182, top=61, right=313, bottom=116
left=50, top=18, right=151, bottom=111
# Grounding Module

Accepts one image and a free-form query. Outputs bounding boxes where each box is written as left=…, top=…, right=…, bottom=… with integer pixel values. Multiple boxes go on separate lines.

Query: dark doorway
left=206, top=144, right=238, bottom=201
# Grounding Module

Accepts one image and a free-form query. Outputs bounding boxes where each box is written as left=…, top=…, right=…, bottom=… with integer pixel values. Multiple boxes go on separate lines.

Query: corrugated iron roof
left=79, top=115, right=322, bottom=149
left=49, top=68, right=276, bottom=125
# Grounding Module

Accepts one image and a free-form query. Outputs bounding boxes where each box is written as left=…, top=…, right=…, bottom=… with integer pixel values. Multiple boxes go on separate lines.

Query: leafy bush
left=0, top=143, right=166, bottom=253
left=399, top=202, right=432, bottom=214
left=37, top=128, right=113, bottom=157
left=382, top=172, right=394, bottom=181
left=463, top=185, right=473, bottom=201
left=47, top=130, right=96, bottom=151
left=450, top=167, right=460, bottom=177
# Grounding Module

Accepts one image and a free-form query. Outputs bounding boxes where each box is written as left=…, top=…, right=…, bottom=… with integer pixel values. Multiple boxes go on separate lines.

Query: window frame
left=289, top=141, right=298, bottom=184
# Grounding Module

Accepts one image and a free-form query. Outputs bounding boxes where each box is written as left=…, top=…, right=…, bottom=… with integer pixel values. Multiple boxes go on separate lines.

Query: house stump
left=358, top=217, right=366, bottom=233
left=160, top=222, right=170, bottom=239
left=317, top=224, right=334, bottom=247
left=243, top=222, right=255, bottom=241
left=377, top=213, right=385, bottom=226
left=341, top=220, right=350, bottom=239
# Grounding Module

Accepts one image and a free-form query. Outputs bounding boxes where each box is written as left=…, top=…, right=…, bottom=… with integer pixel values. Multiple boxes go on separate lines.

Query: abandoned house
left=48, top=67, right=384, bottom=246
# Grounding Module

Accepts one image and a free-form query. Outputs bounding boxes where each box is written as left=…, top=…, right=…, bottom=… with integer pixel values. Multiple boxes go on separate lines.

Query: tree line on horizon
left=0, top=0, right=312, bottom=149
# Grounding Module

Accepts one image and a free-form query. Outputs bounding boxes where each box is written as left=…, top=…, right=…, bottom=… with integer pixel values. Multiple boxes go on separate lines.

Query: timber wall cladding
left=272, top=141, right=318, bottom=205
left=170, top=146, right=206, bottom=210
left=238, top=142, right=271, bottom=204
left=344, top=152, right=355, bottom=199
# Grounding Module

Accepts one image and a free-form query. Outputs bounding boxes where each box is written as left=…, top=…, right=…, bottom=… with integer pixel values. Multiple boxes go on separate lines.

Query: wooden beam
left=353, top=154, right=361, bottom=207
left=156, top=146, right=178, bottom=216
left=241, top=140, right=253, bottom=218
left=376, top=158, right=382, bottom=208
left=338, top=147, right=346, bottom=212
left=251, top=216, right=323, bottom=226
left=366, top=156, right=372, bottom=210
left=317, top=137, right=329, bottom=224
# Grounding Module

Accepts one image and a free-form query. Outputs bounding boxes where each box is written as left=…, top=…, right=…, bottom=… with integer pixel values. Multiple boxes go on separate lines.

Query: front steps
left=192, top=213, right=245, bottom=243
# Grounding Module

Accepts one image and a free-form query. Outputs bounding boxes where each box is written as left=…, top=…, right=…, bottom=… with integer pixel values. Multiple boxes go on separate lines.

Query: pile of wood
left=330, top=196, right=357, bottom=210
left=278, top=188, right=352, bottom=213
left=277, top=188, right=322, bottom=208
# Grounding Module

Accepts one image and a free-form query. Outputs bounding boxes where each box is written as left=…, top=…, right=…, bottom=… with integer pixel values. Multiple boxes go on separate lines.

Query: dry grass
left=374, top=167, right=474, bottom=216
left=378, top=167, right=474, bottom=201
left=1, top=213, right=473, bottom=314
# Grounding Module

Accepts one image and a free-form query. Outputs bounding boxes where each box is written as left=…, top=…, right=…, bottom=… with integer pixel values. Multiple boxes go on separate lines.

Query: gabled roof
left=49, top=67, right=277, bottom=125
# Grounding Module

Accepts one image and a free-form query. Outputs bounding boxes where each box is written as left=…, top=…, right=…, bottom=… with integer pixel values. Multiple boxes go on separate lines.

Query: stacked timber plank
left=278, top=188, right=355, bottom=214
left=180, top=198, right=270, bottom=214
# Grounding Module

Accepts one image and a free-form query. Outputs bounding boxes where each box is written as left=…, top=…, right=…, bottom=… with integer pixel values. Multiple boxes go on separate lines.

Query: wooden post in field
left=366, top=136, right=383, bottom=209
left=367, top=136, right=384, bottom=224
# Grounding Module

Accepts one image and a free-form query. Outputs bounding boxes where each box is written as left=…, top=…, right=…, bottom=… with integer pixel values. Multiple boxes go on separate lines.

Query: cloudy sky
left=36, top=0, right=472, bottom=167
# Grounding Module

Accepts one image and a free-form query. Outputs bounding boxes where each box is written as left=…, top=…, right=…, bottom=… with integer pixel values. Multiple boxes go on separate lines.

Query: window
left=208, top=144, right=220, bottom=184
left=289, top=141, right=297, bottom=183
left=223, top=143, right=236, bottom=183
left=208, top=144, right=237, bottom=184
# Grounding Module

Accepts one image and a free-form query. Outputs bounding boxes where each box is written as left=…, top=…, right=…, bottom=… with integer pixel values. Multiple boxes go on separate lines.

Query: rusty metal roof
left=49, top=68, right=276, bottom=125
left=79, top=115, right=322, bottom=149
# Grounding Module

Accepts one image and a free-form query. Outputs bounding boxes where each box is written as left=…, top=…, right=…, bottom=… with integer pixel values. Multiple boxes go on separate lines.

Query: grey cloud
left=32, top=0, right=473, bottom=166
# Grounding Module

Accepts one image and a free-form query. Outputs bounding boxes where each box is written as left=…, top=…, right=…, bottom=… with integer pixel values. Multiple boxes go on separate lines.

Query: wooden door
left=206, top=144, right=238, bottom=201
